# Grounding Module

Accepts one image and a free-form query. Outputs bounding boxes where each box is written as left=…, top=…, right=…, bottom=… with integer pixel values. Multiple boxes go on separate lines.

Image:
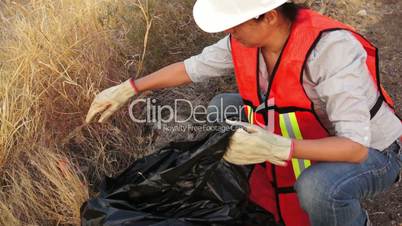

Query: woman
left=85, top=1, right=402, bottom=225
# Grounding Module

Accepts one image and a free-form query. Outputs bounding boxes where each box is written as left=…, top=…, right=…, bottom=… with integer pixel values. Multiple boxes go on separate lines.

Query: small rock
left=357, top=9, right=367, bottom=16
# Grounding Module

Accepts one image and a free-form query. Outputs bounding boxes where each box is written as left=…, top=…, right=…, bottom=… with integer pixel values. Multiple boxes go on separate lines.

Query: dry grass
left=1, top=149, right=88, bottom=225
left=0, top=0, right=223, bottom=224
left=0, top=0, right=156, bottom=224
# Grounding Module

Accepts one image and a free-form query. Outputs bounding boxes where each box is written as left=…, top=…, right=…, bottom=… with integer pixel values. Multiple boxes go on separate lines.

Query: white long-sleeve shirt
left=184, top=30, right=402, bottom=150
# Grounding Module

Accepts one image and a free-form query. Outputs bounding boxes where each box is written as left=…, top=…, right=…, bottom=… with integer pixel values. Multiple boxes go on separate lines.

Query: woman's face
left=225, top=19, right=267, bottom=47
left=224, top=10, right=280, bottom=48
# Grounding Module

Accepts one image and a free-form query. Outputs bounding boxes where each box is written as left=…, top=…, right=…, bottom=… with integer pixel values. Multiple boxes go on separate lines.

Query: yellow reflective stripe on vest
left=246, top=105, right=254, bottom=124
left=289, top=113, right=302, bottom=139
left=279, top=113, right=311, bottom=179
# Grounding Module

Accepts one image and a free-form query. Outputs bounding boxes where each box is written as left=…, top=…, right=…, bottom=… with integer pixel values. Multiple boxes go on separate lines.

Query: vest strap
left=370, top=96, right=384, bottom=119
left=277, top=186, right=296, bottom=194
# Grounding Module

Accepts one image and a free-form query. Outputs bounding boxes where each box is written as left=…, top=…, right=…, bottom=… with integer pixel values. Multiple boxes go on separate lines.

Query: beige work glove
left=224, top=119, right=294, bottom=166
left=85, top=79, right=137, bottom=123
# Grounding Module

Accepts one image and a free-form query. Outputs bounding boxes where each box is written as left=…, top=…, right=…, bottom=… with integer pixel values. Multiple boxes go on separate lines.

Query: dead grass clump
left=2, top=149, right=87, bottom=225
left=0, top=0, right=156, bottom=224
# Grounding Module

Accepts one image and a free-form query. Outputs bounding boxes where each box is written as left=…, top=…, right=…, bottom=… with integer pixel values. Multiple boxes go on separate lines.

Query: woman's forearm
left=292, top=137, right=368, bottom=163
left=134, top=62, right=192, bottom=93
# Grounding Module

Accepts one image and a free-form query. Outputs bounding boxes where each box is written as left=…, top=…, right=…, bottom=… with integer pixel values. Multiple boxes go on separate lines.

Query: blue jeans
left=208, top=93, right=402, bottom=226
left=295, top=143, right=401, bottom=226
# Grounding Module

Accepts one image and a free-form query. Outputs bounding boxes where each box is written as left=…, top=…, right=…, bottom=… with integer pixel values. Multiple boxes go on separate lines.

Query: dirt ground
left=353, top=1, right=402, bottom=225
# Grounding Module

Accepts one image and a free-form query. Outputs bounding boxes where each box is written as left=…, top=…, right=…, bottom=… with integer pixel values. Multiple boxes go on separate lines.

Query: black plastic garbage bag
left=80, top=126, right=276, bottom=226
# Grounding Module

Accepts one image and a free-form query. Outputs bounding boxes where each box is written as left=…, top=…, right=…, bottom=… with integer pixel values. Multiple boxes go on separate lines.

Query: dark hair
left=255, top=3, right=304, bottom=22
left=277, top=3, right=302, bottom=22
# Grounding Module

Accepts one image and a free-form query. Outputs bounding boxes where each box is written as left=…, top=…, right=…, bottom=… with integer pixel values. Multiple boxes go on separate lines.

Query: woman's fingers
left=85, top=102, right=110, bottom=123
left=223, top=152, right=264, bottom=165
left=98, top=105, right=120, bottom=123
left=226, top=119, right=258, bottom=133
left=225, top=119, right=249, bottom=127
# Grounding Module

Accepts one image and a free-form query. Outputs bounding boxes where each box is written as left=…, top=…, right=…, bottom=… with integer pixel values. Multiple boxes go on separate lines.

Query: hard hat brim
left=193, top=0, right=289, bottom=33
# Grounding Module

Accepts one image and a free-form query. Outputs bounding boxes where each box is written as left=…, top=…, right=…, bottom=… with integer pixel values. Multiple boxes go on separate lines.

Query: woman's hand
left=224, top=120, right=293, bottom=166
left=85, top=79, right=137, bottom=123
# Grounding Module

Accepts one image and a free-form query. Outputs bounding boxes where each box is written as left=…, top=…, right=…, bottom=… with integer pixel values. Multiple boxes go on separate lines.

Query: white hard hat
left=193, top=0, right=290, bottom=33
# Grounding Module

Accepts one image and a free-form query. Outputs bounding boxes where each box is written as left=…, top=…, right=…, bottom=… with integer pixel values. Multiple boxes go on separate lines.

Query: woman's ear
left=263, top=10, right=279, bottom=25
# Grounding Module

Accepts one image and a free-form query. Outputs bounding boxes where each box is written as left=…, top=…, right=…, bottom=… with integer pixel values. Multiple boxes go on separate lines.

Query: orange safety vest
left=230, top=9, right=395, bottom=226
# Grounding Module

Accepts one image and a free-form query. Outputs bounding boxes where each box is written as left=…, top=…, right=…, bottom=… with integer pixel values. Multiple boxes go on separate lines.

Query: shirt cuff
left=335, top=122, right=371, bottom=147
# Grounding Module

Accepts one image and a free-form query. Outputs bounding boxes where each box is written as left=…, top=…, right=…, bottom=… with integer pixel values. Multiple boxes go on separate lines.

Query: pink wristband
left=129, top=78, right=139, bottom=94
left=287, top=140, right=295, bottom=161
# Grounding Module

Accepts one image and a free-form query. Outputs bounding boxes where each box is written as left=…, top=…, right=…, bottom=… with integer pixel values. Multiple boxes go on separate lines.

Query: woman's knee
left=207, top=93, right=244, bottom=122
left=294, top=166, right=333, bottom=211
